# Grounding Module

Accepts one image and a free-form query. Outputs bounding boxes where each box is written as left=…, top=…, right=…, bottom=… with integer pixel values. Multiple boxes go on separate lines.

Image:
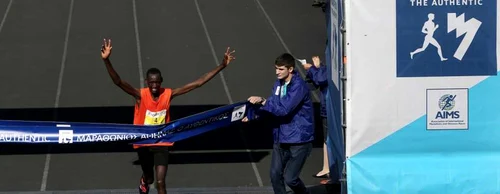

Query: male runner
left=243, top=53, right=314, bottom=194
left=100, top=39, right=235, bottom=194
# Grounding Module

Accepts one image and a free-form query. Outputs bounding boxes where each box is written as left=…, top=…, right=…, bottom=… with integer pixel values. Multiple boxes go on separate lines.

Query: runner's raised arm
left=101, top=38, right=141, bottom=100
left=171, top=47, right=236, bottom=98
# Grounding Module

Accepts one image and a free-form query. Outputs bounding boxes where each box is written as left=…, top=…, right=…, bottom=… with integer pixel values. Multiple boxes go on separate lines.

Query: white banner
left=345, top=0, right=498, bottom=158
left=345, top=0, right=500, bottom=193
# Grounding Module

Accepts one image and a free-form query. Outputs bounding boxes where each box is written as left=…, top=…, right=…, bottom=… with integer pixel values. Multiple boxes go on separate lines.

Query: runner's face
left=146, top=74, right=162, bottom=95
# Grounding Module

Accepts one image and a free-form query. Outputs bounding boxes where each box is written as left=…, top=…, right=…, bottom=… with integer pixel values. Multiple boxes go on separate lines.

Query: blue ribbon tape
left=0, top=101, right=253, bottom=145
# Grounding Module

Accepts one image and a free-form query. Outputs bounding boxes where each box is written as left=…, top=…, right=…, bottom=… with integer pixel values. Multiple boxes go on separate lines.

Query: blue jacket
left=306, top=64, right=328, bottom=117
left=254, top=72, right=315, bottom=144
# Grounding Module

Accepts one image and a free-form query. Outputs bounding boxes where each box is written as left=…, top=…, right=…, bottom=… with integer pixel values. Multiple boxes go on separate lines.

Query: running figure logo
left=231, top=104, right=246, bottom=122
left=395, top=0, right=496, bottom=77
left=439, top=94, right=456, bottom=111
left=410, top=13, right=447, bottom=61
left=426, top=88, right=468, bottom=130
left=58, top=130, right=74, bottom=144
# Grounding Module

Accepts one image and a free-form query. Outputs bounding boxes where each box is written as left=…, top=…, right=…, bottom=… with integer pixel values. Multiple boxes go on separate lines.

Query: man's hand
left=221, top=47, right=236, bottom=66
left=243, top=95, right=267, bottom=122
left=101, top=39, right=112, bottom=60
left=312, top=56, right=321, bottom=68
left=248, top=96, right=265, bottom=105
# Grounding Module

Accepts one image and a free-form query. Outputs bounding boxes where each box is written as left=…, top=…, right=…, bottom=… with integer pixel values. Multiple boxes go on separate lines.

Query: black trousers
left=270, top=142, right=313, bottom=194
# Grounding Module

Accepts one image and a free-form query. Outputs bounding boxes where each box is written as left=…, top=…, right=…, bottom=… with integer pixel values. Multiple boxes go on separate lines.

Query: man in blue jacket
left=243, top=53, right=314, bottom=194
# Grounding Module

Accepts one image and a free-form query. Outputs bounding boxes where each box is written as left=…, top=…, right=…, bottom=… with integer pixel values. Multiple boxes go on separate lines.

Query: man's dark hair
left=275, top=53, right=295, bottom=69
left=146, top=67, right=163, bottom=81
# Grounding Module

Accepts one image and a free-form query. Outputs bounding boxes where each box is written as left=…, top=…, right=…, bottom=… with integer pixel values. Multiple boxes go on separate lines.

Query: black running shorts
left=138, top=146, right=169, bottom=166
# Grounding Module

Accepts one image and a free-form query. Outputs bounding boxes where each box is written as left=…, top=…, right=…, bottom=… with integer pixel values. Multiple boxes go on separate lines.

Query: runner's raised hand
left=101, top=39, right=112, bottom=60
left=221, top=47, right=236, bottom=66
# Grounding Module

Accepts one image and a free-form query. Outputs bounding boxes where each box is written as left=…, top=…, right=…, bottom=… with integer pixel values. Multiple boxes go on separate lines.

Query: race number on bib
left=144, top=109, right=167, bottom=125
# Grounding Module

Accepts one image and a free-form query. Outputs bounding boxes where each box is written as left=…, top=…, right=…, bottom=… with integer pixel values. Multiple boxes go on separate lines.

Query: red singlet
left=133, top=88, right=173, bottom=148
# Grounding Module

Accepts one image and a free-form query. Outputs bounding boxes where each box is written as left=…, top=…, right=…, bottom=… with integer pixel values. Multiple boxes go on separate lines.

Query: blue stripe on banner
left=0, top=101, right=252, bottom=145
left=347, top=72, right=500, bottom=193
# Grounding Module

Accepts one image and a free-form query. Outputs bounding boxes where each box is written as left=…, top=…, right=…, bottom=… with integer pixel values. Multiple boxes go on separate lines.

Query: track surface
left=0, top=0, right=334, bottom=193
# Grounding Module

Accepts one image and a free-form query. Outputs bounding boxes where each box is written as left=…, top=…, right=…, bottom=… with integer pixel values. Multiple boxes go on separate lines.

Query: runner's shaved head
left=146, top=68, right=162, bottom=81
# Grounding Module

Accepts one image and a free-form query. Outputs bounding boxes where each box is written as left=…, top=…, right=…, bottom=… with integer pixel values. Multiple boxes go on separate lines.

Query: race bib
left=144, top=109, right=167, bottom=125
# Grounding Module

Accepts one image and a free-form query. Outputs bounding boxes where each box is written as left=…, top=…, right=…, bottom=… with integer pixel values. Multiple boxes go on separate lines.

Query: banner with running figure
left=0, top=101, right=251, bottom=146
left=345, top=0, right=500, bottom=193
